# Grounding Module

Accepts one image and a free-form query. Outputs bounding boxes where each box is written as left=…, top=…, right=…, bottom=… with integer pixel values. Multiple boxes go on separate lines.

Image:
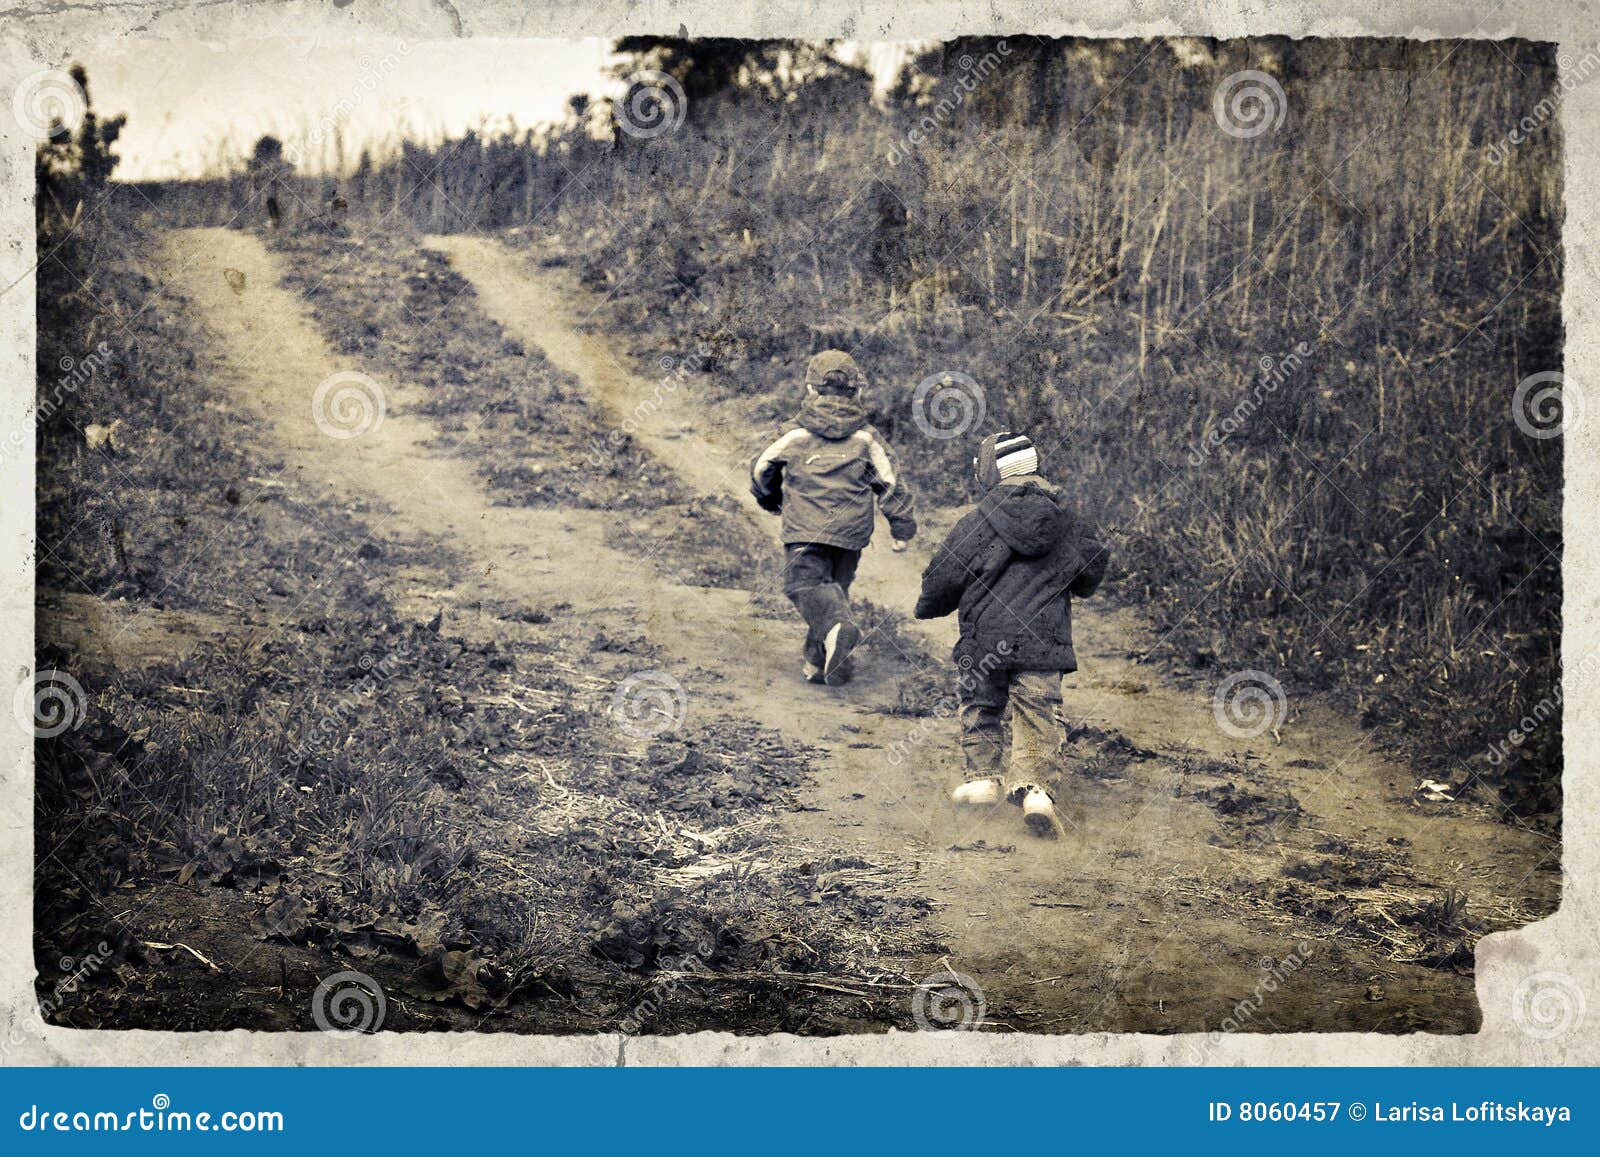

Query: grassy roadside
left=35, top=205, right=941, bottom=1034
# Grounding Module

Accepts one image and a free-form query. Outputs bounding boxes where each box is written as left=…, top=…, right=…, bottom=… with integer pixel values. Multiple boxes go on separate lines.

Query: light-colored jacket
left=750, top=396, right=917, bottom=551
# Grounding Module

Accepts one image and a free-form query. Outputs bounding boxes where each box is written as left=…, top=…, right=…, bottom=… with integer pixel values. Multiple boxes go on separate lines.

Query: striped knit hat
left=975, top=432, right=1040, bottom=488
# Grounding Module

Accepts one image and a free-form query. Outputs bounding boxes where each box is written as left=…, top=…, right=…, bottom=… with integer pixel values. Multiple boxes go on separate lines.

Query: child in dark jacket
left=751, top=351, right=918, bottom=685
left=915, top=432, right=1108, bottom=837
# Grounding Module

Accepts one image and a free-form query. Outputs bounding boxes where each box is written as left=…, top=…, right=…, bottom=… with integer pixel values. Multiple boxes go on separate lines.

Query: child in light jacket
left=751, top=351, right=917, bottom=685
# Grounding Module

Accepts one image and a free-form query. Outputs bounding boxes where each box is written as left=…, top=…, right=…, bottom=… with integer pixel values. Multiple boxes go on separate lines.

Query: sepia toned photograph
left=20, top=27, right=1567, bottom=1043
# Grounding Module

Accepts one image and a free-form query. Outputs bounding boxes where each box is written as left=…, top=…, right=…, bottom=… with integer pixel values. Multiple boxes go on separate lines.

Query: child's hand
left=892, top=539, right=909, bottom=553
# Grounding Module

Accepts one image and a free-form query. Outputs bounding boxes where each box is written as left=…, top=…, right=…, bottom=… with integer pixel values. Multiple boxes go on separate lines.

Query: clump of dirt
left=1284, top=833, right=1411, bottom=892
left=1179, top=759, right=1303, bottom=845
left=1259, top=874, right=1486, bottom=975
left=1265, top=880, right=1383, bottom=941
left=1284, top=857, right=1392, bottom=891
left=1063, top=725, right=1162, bottom=781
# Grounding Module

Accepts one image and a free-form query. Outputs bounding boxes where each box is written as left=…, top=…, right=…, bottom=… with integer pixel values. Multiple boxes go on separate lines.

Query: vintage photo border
left=0, top=0, right=1592, bottom=1065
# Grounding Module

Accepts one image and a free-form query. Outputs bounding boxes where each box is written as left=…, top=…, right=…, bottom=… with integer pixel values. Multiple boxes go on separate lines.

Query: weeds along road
left=161, top=226, right=1556, bottom=1033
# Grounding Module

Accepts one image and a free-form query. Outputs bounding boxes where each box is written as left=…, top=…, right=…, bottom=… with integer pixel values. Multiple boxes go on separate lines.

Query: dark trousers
left=782, top=543, right=861, bottom=665
left=957, top=665, right=1068, bottom=788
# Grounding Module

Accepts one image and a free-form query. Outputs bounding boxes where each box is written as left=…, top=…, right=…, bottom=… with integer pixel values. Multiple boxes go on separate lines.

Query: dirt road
left=161, top=226, right=1557, bottom=1033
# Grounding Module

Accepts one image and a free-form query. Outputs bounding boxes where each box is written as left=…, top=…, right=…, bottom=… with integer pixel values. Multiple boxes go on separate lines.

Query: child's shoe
left=802, top=636, right=826, bottom=684
left=1016, top=784, right=1063, bottom=839
left=950, top=777, right=1003, bottom=806
left=822, top=621, right=861, bottom=685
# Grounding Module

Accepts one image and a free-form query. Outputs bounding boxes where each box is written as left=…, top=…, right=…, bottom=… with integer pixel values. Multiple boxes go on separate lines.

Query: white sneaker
left=822, top=621, right=861, bottom=686
left=950, top=777, right=1003, bottom=806
left=1020, top=786, right=1062, bottom=839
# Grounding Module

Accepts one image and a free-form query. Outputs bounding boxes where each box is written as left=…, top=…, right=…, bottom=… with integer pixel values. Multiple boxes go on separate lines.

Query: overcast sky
left=75, top=39, right=914, bottom=181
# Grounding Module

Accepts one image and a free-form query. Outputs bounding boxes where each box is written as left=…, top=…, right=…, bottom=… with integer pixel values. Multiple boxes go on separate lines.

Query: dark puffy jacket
left=914, top=476, right=1108, bottom=672
left=750, top=396, right=917, bottom=550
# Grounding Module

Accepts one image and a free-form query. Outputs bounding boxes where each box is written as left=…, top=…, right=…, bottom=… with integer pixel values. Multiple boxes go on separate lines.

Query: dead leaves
left=409, top=948, right=509, bottom=1010
left=250, top=890, right=313, bottom=943
left=249, top=901, right=519, bottom=1011
left=185, top=831, right=283, bottom=890
left=334, top=910, right=454, bottom=958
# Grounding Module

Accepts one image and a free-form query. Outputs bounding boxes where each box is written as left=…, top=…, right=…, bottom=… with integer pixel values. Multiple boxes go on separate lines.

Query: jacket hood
left=795, top=394, right=868, bottom=440
left=980, top=483, right=1060, bottom=558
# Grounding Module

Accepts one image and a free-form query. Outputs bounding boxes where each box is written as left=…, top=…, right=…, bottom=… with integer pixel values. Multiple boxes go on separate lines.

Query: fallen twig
left=144, top=940, right=223, bottom=972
